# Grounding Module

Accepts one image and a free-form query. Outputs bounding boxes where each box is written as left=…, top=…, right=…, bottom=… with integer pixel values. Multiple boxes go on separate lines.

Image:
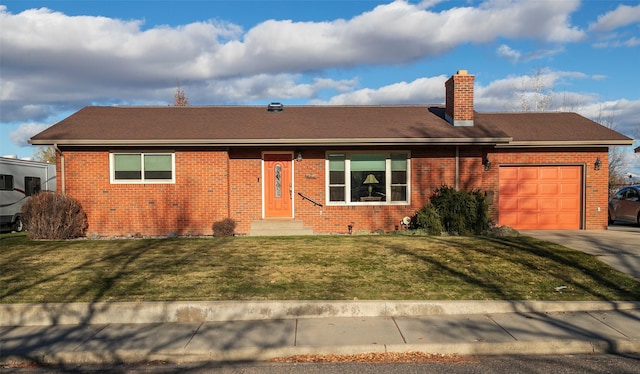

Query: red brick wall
left=57, top=146, right=609, bottom=236
left=58, top=148, right=230, bottom=236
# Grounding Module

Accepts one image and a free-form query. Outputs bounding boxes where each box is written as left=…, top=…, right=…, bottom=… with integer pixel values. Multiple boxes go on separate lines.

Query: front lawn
left=2, top=233, right=639, bottom=303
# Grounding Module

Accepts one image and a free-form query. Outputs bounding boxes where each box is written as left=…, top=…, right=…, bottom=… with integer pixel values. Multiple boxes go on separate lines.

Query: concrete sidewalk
left=2, top=301, right=640, bottom=365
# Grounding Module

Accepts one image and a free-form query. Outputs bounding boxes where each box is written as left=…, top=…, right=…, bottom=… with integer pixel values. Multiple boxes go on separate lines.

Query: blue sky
left=1, top=0, right=639, bottom=176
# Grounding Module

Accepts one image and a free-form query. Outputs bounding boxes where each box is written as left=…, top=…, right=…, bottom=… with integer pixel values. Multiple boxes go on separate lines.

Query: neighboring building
left=0, top=156, right=56, bottom=232
left=30, top=70, right=633, bottom=236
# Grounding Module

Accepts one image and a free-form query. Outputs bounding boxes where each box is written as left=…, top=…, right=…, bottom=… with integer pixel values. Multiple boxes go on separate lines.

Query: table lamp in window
left=363, top=174, right=379, bottom=197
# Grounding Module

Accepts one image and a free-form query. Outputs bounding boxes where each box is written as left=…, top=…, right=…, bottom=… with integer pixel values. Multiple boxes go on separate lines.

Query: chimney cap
left=456, top=70, right=468, bottom=75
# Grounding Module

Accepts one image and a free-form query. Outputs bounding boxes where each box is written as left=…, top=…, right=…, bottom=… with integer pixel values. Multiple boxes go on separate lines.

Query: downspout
left=54, top=143, right=65, bottom=194
left=226, top=147, right=231, bottom=219
left=455, top=146, right=459, bottom=190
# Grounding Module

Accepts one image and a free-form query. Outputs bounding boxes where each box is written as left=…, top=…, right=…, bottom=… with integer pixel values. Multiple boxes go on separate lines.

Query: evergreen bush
left=413, top=185, right=491, bottom=236
left=413, top=204, right=444, bottom=235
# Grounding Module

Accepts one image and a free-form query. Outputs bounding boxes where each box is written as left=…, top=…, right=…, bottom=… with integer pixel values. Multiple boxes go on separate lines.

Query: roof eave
left=30, top=137, right=513, bottom=147
left=495, top=140, right=634, bottom=148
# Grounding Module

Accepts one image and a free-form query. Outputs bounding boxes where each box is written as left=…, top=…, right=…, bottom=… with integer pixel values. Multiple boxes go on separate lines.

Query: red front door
left=264, top=154, right=292, bottom=217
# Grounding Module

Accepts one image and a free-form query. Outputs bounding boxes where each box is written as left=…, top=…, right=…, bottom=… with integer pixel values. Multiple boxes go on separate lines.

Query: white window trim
left=110, top=152, right=176, bottom=184
left=325, top=151, right=410, bottom=206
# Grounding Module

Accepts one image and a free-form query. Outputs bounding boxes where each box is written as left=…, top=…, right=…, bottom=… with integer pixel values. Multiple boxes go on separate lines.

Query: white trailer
left=0, top=156, right=56, bottom=232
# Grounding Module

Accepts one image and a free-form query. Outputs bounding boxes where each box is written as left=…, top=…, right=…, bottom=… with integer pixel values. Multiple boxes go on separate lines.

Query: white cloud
left=9, top=123, right=49, bottom=146
left=315, top=75, right=448, bottom=105
left=593, top=36, right=640, bottom=48
left=497, top=44, right=522, bottom=62
left=589, top=4, right=640, bottom=32
left=0, top=1, right=586, bottom=122
left=497, top=44, right=564, bottom=63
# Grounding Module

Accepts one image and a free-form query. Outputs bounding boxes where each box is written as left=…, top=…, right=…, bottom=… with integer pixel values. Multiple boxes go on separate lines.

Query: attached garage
left=499, top=166, right=582, bottom=230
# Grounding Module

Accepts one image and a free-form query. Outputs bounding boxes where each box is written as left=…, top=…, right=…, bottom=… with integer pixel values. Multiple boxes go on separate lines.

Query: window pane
left=351, top=154, right=385, bottom=171
left=352, top=171, right=385, bottom=201
left=329, top=187, right=345, bottom=202
left=116, top=170, right=142, bottom=179
left=329, top=170, right=345, bottom=184
left=391, top=186, right=407, bottom=201
left=115, top=154, right=141, bottom=171
left=391, top=153, right=407, bottom=170
left=0, top=174, right=13, bottom=190
left=144, top=154, right=171, bottom=171
left=144, top=171, right=172, bottom=179
left=24, top=177, right=41, bottom=196
left=144, top=154, right=172, bottom=179
left=329, top=154, right=345, bottom=171
left=275, top=164, right=282, bottom=198
left=391, top=170, right=406, bottom=184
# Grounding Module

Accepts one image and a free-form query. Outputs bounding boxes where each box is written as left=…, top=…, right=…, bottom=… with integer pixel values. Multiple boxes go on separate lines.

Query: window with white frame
left=327, top=152, right=409, bottom=204
left=110, top=152, right=175, bottom=184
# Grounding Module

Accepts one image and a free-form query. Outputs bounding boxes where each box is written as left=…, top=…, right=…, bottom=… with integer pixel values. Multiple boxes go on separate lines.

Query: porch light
left=594, top=157, right=602, bottom=171
left=296, top=151, right=303, bottom=162
left=483, top=156, right=491, bottom=171
left=363, top=174, right=379, bottom=197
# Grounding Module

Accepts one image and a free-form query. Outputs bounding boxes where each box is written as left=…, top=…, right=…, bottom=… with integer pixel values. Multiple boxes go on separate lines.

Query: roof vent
left=267, top=102, right=284, bottom=112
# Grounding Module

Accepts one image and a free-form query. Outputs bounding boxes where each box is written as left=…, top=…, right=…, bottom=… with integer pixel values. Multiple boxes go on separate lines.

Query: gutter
left=53, top=143, right=65, bottom=194
left=496, top=140, right=634, bottom=148
left=30, top=137, right=513, bottom=147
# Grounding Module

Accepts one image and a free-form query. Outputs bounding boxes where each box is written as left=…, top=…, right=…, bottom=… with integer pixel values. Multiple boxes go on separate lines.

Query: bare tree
left=512, top=67, right=553, bottom=112
left=34, top=146, right=56, bottom=163
left=174, top=80, right=189, bottom=106
left=593, top=105, right=628, bottom=194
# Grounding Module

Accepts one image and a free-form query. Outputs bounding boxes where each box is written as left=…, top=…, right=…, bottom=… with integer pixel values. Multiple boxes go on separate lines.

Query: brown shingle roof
left=475, top=112, right=632, bottom=146
left=30, top=105, right=632, bottom=147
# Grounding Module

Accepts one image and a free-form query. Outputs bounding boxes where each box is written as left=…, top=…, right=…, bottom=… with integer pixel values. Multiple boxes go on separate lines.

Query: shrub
left=21, top=192, right=88, bottom=239
left=430, top=185, right=490, bottom=235
left=413, top=185, right=491, bottom=236
left=212, top=218, right=236, bottom=237
left=412, top=204, right=444, bottom=235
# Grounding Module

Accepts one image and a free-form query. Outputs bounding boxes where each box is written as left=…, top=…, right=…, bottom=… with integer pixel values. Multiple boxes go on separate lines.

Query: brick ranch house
left=30, top=70, right=633, bottom=236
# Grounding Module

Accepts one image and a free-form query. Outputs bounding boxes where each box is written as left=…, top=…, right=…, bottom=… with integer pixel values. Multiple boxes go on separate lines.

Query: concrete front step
left=249, top=220, right=314, bottom=236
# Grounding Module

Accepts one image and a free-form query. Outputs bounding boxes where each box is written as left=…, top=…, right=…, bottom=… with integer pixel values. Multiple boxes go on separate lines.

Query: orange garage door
left=499, top=166, right=582, bottom=230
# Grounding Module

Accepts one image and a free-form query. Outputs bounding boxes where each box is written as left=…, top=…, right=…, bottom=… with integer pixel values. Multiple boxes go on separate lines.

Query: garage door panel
left=499, top=199, right=518, bottom=210
left=517, top=214, right=539, bottom=226
left=540, top=183, right=559, bottom=195
left=560, top=168, right=580, bottom=179
left=560, top=183, right=579, bottom=194
left=500, top=182, right=520, bottom=195
left=519, top=183, right=539, bottom=195
left=519, top=198, right=539, bottom=210
left=560, top=198, right=580, bottom=210
left=501, top=168, right=519, bottom=180
left=519, top=168, right=539, bottom=179
left=499, top=166, right=581, bottom=230
left=538, top=213, right=560, bottom=226
left=540, top=199, right=558, bottom=210
left=540, top=168, right=559, bottom=179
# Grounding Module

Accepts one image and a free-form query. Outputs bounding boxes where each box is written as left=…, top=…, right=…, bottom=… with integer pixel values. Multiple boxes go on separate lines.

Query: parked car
left=608, top=185, right=640, bottom=226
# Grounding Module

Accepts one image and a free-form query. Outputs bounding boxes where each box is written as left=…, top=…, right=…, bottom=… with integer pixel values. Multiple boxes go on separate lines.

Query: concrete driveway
left=522, top=225, right=640, bottom=280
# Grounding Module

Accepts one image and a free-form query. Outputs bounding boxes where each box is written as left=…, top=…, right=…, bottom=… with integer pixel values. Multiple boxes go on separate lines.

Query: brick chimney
left=445, top=70, right=474, bottom=126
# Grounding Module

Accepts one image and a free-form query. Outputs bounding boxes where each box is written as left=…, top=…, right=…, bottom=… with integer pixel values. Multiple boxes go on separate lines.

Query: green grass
left=1, top=232, right=639, bottom=303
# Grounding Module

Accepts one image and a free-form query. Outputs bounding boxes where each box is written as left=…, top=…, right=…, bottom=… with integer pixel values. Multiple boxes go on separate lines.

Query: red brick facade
left=55, top=145, right=610, bottom=236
